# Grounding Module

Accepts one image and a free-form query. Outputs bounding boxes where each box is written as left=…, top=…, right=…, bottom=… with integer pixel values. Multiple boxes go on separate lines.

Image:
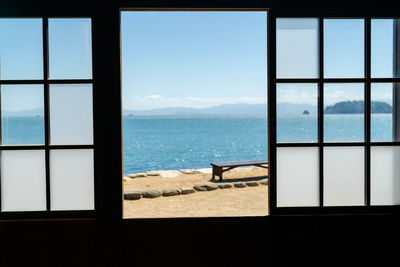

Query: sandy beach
left=123, top=166, right=268, bottom=218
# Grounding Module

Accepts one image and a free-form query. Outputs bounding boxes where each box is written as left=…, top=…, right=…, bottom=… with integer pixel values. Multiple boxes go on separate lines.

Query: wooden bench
left=210, top=160, right=268, bottom=181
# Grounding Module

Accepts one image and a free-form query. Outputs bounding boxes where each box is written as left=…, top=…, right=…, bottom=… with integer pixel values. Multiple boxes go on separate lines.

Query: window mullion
left=42, top=17, right=51, bottom=211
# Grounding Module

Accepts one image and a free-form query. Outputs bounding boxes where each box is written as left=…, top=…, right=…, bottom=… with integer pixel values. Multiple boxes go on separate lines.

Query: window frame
left=0, top=14, right=99, bottom=220
left=269, top=9, right=400, bottom=215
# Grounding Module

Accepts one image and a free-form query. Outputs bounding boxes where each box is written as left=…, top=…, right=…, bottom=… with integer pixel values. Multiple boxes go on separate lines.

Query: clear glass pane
left=371, top=83, right=396, bottom=142
left=49, top=84, right=93, bottom=145
left=50, top=149, right=94, bottom=210
left=0, top=19, right=43, bottom=80
left=371, top=146, right=400, bottom=205
left=324, top=83, right=364, bottom=142
left=1, top=150, right=46, bottom=211
left=371, top=19, right=400, bottom=78
left=277, top=83, right=318, bottom=143
left=324, top=19, right=364, bottom=78
left=1, top=85, right=44, bottom=145
left=48, top=18, right=92, bottom=79
left=277, top=147, right=319, bottom=207
left=276, top=18, right=319, bottom=78
left=323, top=146, right=365, bottom=206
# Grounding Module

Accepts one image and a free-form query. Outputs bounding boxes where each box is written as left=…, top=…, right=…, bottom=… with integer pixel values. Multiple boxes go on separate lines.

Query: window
left=121, top=11, right=268, bottom=218
left=0, top=18, right=94, bottom=216
left=270, top=13, right=400, bottom=214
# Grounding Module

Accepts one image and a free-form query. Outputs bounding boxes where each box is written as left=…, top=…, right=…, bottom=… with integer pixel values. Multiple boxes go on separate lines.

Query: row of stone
left=124, top=179, right=268, bottom=200
left=123, top=168, right=212, bottom=180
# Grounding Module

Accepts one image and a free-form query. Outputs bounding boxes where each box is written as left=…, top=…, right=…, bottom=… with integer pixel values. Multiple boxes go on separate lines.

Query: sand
left=123, top=166, right=269, bottom=218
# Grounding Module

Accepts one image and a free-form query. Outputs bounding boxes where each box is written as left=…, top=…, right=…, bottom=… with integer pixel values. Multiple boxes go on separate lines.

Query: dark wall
left=1, top=215, right=399, bottom=266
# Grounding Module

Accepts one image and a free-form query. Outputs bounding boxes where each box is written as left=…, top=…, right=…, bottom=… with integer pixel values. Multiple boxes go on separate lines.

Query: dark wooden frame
left=269, top=9, right=400, bottom=215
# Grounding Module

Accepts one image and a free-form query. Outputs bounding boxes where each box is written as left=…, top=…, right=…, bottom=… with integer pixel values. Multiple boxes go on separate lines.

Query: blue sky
left=121, top=12, right=268, bottom=110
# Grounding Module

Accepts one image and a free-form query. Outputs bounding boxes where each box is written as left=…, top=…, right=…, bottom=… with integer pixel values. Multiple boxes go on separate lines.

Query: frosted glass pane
left=324, top=83, right=364, bottom=142
left=371, top=147, right=400, bottom=205
left=1, top=85, right=45, bottom=145
left=50, top=84, right=93, bottom=145
left=277, top=147, right=319, bottom=207
left=324, top=19, right=364, bottom=78
left=371, top=83, right=396, bottom=142
left=1, top=150, right=46, bottom=211
left=371, top=19, right=400, bottom=78
left=48, top=18, right=92, bottom=79
left=0, top=19, right=43, bottom=80
left=323, top=147, right=365, bottom=206
left=276, top=18, right=319, bottom=78
left=277, top=83, right=318, bottom=143
left=50, top=149, right=94, bottom=210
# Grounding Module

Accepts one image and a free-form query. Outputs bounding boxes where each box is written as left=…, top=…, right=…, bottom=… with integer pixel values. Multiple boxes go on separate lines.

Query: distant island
left=324, top=100, right=392, bottom=114
left=302, top=110, right=310, bottom=115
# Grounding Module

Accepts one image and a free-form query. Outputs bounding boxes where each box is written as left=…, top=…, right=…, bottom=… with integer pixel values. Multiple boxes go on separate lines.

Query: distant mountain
left=324, top=101, right=392, bottom=114
left=2, top=108, right=44, bottom=117
left=124, top=103, right=268, bottom=116
left=124, top=103, right=324, bottom=116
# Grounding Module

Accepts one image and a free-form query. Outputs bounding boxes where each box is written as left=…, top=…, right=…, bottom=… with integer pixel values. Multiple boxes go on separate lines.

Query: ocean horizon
left=1, top=113, right=392, bottom=175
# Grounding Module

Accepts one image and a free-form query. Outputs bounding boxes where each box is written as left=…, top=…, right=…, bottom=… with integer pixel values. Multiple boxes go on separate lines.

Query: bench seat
left=210, top=160, right=268, bottom=180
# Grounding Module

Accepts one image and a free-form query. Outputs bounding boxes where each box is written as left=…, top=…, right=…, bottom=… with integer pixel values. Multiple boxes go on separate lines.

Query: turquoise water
left=1, top=114, right=392, bottom=174
left=2, top=116, right=45, bottom=145
left=123, top=116, right=267, bottom=174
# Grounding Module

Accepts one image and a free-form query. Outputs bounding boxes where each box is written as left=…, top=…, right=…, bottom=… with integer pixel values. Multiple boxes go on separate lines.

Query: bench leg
left=212, top=166, right=216, bottom=180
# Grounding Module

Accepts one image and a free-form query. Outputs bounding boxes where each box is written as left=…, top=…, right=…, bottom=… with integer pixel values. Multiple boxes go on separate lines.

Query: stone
left=195, top=168, right=212, bottom=174
left=127, top=173, right=138, bottom=178
left=162, top=189, right=180, bottom=197
left=218, top=183, right=232, bottom=189
left=245, top=181, right=259, bottom=187
left=146, top=171, right=160, bottom=176
left=180, top=187, right=196, bottom=195
left=158, top=170, right=181, bottom=179
left=259, top=179, right=268, bottom=185
left=142, top=189, right=161, bottom=198
left=204, top=184, right=218, bottom=191
left=124, top=191, right=141, bottom=200
left=179, top=169, right=196, bottom=174
left=234, top=182, right=246, bottom=188
left=193, top=184, right=208, bottom=191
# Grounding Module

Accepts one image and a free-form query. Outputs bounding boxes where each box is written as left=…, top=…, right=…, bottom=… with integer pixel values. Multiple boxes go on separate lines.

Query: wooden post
left=393, top=20, right=400, bottom=141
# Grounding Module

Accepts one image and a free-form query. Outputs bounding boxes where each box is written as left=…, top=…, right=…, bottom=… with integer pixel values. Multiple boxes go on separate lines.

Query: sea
left=1, top=114, right=393, bottom=174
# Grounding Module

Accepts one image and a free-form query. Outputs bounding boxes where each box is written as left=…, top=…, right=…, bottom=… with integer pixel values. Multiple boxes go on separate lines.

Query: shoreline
left=123, top=166, right=269, bottom=218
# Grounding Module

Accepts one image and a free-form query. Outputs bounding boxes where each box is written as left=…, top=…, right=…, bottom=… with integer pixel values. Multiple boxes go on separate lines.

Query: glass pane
left=277, top=147, right=319, bottom=207
left=48, top=18, right=92, bottom=79
left=0, top=19, right=43, bottom=80
left=50, top=149, right=94, bottom=210
left=324, top=83, right=364, bottom=142
left=277, top=83, right=318, bottom=143
left=371, top=19, right=400, bottom=78
left=323, top=147, right=364, bottom=206
left=276, top=18, right=319, bottom=78
left=49, top=84, right=93, bottom=145
left=1, top=150, right=46, bottom=211
left=324, top=19, right=364, bottom=78
left=1, top=85, right=44, bottom=145
left=371, top=146, right=400, bottom=205
left=371, top=83, right=396, bottom=142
